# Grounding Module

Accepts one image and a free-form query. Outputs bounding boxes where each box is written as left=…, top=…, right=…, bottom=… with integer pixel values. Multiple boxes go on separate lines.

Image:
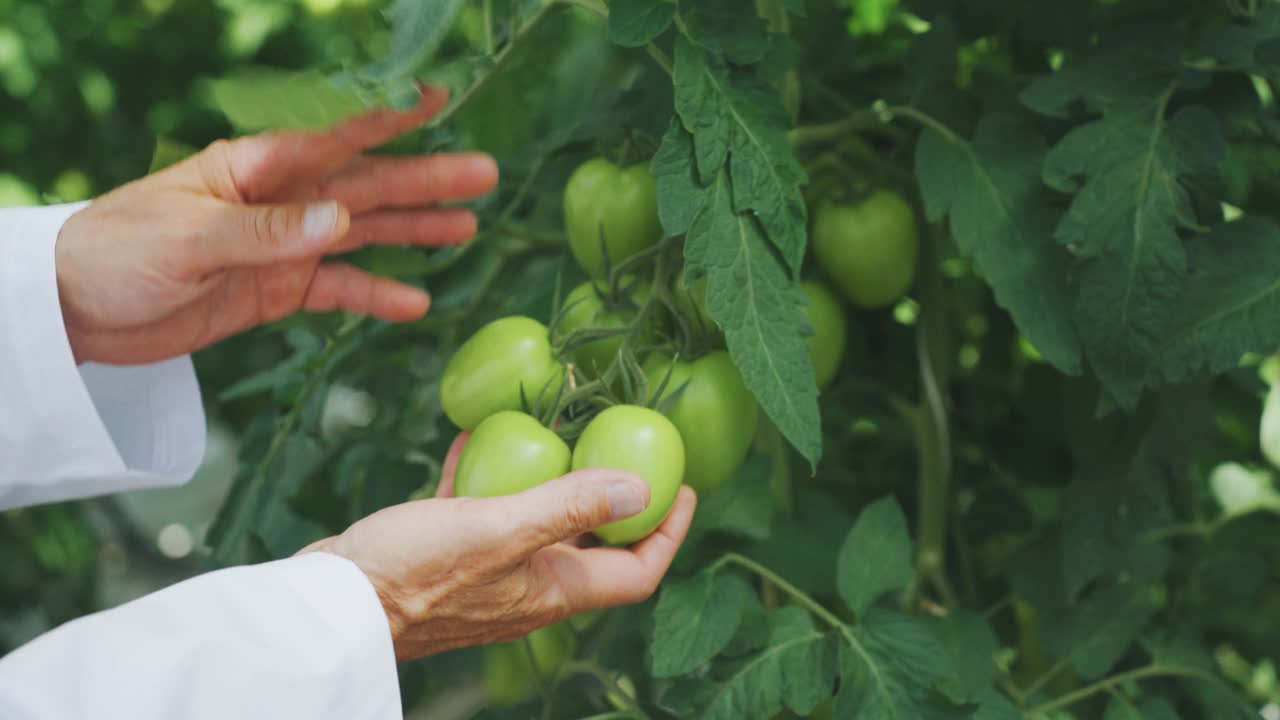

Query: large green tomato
left=483, top=623, right=574, bottom=706
left=563, top=158, right=662, bottom=278
left=800, top=281, right=847, bottom=390
left=572, top=405, right=684, bottom=544
left=811, top=189, right=918, bottom=309
left=644, top=352, right=758, bottom=493
left=440, top=316, right=563, bottom=430
left=454, top=411, right=571, bottom=498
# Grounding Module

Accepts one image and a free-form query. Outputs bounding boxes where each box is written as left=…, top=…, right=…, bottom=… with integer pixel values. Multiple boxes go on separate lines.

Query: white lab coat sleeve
left=0, top=202, right=206, bottom=510
left=0, top=552, right=403, bottom=720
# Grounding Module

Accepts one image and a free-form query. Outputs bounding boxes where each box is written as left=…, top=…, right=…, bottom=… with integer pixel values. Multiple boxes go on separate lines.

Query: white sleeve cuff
left=0, top=203, right=206, bottom=510
left=0, top=553, right=402, bottom=720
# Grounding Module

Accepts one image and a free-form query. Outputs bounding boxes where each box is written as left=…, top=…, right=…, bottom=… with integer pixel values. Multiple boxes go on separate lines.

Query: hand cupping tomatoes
left=439, top=316, right=563, bottom=430
left=811, top=188, right=918, bottom=309
left=563, top=157, right=663, bottom=279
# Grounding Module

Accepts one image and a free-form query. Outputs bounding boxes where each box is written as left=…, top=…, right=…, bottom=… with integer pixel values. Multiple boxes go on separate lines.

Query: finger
left=227, top=86, right=450, bottom=200
left=540, top=486, right=698, bottom=610
left=333, top=208, right=478, bottom=253
left=493, top=469, right=651, bottom=555
left=302, top=262, right=431, bottom=321
left=190, top=200, right=351, bottom=271
left=320, top=154, right=499, bottom=214
left=436, top=433, right=470, bottom=499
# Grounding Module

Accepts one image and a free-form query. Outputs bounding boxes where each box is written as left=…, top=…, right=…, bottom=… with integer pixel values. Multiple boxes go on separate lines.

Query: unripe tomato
left=811, top=189, right=918, bottom=309
left=571, top=405, right=685, bottom=544
left=483, top=623, right=574, bottom=706
left=439, top=316, right=563, bottom=430
left=563, top=158, right=662, bottom=278
left=555, top=279, right=660, bottom=381
left=454, top=411, right=571, bottom=498
left=644, top=352, right=758, bottom=493
left=800, top=280, right=847, bottom=390
left=672, top=267, right=721, bottom=343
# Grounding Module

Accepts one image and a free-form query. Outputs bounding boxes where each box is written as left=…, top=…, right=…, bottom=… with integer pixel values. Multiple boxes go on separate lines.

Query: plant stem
left=482, top=0, right=495, bottom=54
left=883, top=105, right=965, bottom=145
left=789, top=110, right=885, bottom=146
left=560, top=0, right=674, bottom=74
left=1025, top=665, right=1227, bottom=716
left=718, top=553, right=845, bottom=630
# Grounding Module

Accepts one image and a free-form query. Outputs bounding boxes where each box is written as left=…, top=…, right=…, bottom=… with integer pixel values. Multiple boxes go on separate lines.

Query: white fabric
left=0, top=203, right=402, bottom=719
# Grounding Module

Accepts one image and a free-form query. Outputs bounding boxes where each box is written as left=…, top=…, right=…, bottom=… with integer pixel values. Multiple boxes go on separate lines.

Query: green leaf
left=680, top=0, right=772, bottom=65
left=701, top=608, right=836, bottom=719
left=929, top=610, right=998, bottom=700
left=1155, top=217, right=1280, bottom=385
left=210, top=69, right=370, bottom=132
left=1104, top=697, right=1180, bottom=720
left=837, top=497, right=914, bottom=617
left=672, top=37, right=808, bottom=276
left=1042, top=584, right=1155, bottom=680
left=1024, top=29, right=1225, bottom=408
left=364, top=0, right=467, bottom=80
left=651, top=569, right=755, bottom=677
left=835, top=610, right=971, bottom=720
left=655, top=123, right=822, bottom=466
left=915, top=113, right=1081, bottom=374
left=608, top=0, right=675, bottom=47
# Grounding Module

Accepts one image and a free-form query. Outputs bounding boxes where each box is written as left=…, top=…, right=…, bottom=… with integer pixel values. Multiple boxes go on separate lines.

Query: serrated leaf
left=608, top=0, right=675, bottom=47
left=681, top=0, right=772, bottom=65
left=916, top=113, right=1081, bottom=374
left=930, top=610, right=998, bottom=700
left=1024, top=29, right=1225, bottom=408
left=210, top=69, right=369, bottom=132
left=837, top=497, right=914, bottom=617
left=672, top=37, right=808, bottom=276
left=655, top=124, right=822, bottom=465
left=835, top=610, right=971, bottom=720
left=702, top=608, right=836, bottom=720
left=364, top=0, right=467, bottom=81
left=1155, top=217, right=1280, bottom=385
left=1042, top=584, right=1154, bottom=680
left=651, top=570, right=755, bottom=677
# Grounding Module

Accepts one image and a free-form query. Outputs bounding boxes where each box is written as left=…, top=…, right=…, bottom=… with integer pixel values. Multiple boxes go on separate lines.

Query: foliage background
left=4, top=0, right=1280, bottom=719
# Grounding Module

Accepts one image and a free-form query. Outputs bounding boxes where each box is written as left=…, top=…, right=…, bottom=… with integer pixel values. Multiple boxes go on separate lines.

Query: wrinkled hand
left=56, top=85, right=498, bottom=365
left=300, top=434, right=698, bottom=661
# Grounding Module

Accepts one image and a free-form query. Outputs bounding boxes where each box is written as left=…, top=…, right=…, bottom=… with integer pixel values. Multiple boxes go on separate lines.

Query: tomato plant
left=563, top=157, right=662, bottom=279
left=571, top=405, right=684, bottom=546
left=166, top=0, right=1280, bottom=717
left=645, top=352, right=757, bottom=494
left=453, top=411, right=570, bottom=498
left=811, top=190, right=919, bottom=309
left=439, top=316, right=563, bottom=431
left=483, top=623, right=574, bottom=706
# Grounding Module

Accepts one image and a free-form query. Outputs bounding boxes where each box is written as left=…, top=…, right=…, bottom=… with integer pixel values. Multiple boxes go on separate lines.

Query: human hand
left=55, top=85, right=498, bottom=365
left=299, top=434, right=697, bottom=661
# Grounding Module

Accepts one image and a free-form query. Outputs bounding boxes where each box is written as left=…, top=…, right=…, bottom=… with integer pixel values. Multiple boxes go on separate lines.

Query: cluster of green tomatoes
left=437, top=155, right=920, bottom=706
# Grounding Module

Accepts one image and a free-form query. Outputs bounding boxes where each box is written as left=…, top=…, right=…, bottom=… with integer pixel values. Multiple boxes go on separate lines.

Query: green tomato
left=563, top=157, right=662, bottom=279
left=672, top=267, right=721, bottom=342
left=572, top=405, right=685, bottom=544
left=800, top=280, right=847, bottom=390
left=644, top=352, right=758, bottom=494
left=556, top=279, right=660, bottom=380
left=454, top=411, right=571, bottom=498
left=811, top=189, right=919, bottom=309
left=440, top=316, right=563, bottom=430
left=483, top=623, right=574, bottom=706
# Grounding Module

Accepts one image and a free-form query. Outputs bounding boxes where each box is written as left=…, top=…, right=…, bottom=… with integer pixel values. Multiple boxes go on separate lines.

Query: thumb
left=498, top=469, right=650, bottom=554
left=202, top=200, right=350, bottom=268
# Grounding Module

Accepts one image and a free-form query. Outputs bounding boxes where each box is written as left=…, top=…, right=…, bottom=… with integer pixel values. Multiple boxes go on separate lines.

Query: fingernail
left=303, top=202, right=339, bottom=245
left=607, top=479, right=648, bottom=519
